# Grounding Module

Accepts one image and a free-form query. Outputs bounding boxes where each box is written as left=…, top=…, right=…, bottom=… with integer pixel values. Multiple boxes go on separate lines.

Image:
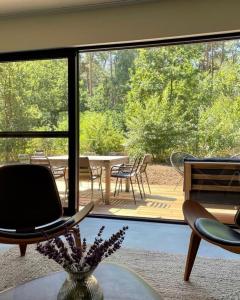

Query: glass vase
left=57, top=267, right=103, bottom=300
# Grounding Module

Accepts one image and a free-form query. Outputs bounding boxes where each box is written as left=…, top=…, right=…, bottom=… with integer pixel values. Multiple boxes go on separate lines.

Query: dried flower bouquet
left=36, top=225, right=128, bottom=273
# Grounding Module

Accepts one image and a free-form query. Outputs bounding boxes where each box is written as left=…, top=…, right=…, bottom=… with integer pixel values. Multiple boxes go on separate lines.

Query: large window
left=1, top=35, right=239, bottom=221
left=79, top=39, right=240, bottom=221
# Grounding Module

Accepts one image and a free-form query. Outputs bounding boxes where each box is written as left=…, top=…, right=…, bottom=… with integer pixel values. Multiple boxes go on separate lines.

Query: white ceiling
left=0, top=0, right=144, bottom=16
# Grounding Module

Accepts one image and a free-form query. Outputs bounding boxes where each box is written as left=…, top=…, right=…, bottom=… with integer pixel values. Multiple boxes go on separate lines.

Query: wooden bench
left=184, top=160, right=240, bottom=223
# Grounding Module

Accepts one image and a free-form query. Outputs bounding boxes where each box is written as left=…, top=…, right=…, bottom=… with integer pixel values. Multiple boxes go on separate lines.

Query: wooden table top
left=48, top=155, right=128, bottom=162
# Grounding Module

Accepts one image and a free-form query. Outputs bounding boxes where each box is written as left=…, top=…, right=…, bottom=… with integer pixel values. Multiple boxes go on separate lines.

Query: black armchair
left=0, top=164, right=93, bottom=256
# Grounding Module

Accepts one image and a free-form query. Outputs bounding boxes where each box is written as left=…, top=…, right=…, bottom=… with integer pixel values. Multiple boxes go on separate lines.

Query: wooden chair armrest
left=0, top=202, right=94, bottom=244
left=43, top=202, right=94, bottom=237
left=183, top=200, right=217, bottom=230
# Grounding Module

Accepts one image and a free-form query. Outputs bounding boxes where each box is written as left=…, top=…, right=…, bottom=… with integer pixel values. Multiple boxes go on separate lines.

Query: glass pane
left=0, top=138, right=69, bottom=207
left=79, top=41, right=240, bottom=221
left=0, top=59, right=68, bottom=131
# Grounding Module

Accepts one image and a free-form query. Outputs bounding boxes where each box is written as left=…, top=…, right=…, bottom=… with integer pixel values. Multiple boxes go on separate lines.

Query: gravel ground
left=109, top=163, right=183, bottom=186
left=144, top=164, right=183, bottom=186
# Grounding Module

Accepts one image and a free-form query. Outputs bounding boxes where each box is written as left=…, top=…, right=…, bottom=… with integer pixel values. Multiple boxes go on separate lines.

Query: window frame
left=0, top=31, right=239, bottom=219
left=0, top=49, right=79, bottom=216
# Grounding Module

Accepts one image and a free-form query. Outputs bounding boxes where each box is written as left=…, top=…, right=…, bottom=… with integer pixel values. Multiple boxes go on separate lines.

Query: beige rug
left=0, top=245, right=239, bottom=300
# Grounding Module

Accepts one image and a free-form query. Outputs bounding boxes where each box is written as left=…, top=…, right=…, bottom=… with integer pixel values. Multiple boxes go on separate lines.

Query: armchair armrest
left=0, top=202, right=94, bottom=244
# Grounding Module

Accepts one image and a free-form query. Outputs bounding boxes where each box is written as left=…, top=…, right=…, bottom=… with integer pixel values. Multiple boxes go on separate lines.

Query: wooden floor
left=62, top=181, right=237, bottom=224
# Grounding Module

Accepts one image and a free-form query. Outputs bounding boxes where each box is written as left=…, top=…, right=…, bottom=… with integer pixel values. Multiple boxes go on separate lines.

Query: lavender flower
left=36, top=225, right=128, bottom=273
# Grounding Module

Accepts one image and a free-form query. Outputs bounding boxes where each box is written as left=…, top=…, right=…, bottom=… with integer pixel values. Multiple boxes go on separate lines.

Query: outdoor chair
left=82, top=152, right=102, bottom=178
left=138, top=154, right=152, bottom=196
left=79, top=157, right=104, bottom=201
left=30, top=153, right=68, bottom=198
left=170, top=151, right=196, bottom=176
left=30, top=153, right=67, bottom=180
left=0, top=164, right=93, bottom=256
left=18, top=153, right=30, bottom=164
left=110, top=156, right=136, bottom=193
left=111, top=156, right=143, bottom=204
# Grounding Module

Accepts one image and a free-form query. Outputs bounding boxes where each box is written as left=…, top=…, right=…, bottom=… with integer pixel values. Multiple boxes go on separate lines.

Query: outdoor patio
left=56, top=163, right=237, bottom=224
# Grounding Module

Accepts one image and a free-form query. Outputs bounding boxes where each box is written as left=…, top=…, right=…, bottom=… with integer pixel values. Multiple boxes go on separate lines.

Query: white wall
left=0, top=0, right=239, bottom=52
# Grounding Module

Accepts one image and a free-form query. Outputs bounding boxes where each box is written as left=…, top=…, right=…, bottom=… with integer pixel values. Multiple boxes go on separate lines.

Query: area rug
left=0, top=246, right=239, bottom=300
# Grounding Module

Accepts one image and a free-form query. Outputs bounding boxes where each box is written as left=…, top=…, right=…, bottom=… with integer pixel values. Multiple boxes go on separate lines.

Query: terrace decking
left=57, top=179, right=237, bottom=224
left=80, top=184, right=185, bottom=220
left=77, top=183, right=237, bottom=224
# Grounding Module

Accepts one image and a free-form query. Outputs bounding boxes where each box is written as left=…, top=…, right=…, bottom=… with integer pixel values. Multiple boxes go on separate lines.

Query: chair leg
left=184, top=231, right=201, bottom=281
left=99, top=178, right=104, bottom=202
left=91, top=180, right=93, bottom=201
left=130, top=177, right=136, bottom=204
left=64, top=177, right=68, bottom=200
left=98, top=168, right=103, bottom=191
left=114, top=178, right=119, bottom=197
left=136, top=175, right=143, bottom=199
left=139, top=174, right=145, bottom=197
left=144, top=171, right=151, bottom=194
left=117, top=179, right=122, bottom=195
left=19, top=243, right=27, bottom=256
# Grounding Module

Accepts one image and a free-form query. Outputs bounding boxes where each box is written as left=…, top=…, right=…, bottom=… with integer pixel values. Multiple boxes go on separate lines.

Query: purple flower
left=36, top=225, right=128, bottom=272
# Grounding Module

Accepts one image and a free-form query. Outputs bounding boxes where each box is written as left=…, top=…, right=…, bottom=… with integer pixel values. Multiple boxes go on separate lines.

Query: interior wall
left=0, top=0, right=239, bottom=53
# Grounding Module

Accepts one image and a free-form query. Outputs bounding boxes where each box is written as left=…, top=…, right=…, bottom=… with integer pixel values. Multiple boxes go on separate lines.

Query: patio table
left=48, top=155, right=129, bottom=204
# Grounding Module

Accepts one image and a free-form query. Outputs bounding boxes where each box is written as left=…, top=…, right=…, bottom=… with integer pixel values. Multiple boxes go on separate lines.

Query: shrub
left=80, top=111, right=124, bottom=155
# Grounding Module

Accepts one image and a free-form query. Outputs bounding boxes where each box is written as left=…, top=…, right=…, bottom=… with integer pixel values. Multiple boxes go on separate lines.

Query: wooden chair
left=30, top=153, right=68, bottom=198
left=79, top=157, right=103, bottom=201
left=0, top=164, right=93, bottom=256
left=138, top=154, right=152, bottom=196
left=183, top=160, right=240, bottom=281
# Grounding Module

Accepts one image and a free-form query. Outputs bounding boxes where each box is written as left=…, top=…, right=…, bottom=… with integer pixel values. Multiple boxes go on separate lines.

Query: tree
left=198, top=96, right=240, bottom=156
left=126, top=45, right=203, bottom=160
left=0, top=59, right=68, bottom=162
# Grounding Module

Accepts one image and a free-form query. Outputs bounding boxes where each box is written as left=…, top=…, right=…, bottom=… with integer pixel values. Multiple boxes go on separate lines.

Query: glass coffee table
left=0, top=262, right=161, bottom=300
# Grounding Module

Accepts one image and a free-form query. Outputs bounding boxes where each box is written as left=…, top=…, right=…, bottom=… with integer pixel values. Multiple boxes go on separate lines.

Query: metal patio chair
left=170, top=151, right=196, bottom=176
left=111, top=156, right=143, bottom=204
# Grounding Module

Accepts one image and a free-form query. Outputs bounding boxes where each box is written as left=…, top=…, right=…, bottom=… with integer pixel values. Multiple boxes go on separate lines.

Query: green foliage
left=0, top=59, right=67, bottom=162
left=80, top=111, right=124, bottom=155
left=198, top=96, right=240, bottom=156
left=125, top=46, right=203, bottom=160
left=1, top=41, right=240, bottom=163
left=79, top=50, right=136, bottom=114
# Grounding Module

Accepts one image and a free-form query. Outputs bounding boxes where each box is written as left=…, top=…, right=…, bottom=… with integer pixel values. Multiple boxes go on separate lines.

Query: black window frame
left=0, top=48, right=79, bottom=216
left=0, top=31, right=239, bottom=220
